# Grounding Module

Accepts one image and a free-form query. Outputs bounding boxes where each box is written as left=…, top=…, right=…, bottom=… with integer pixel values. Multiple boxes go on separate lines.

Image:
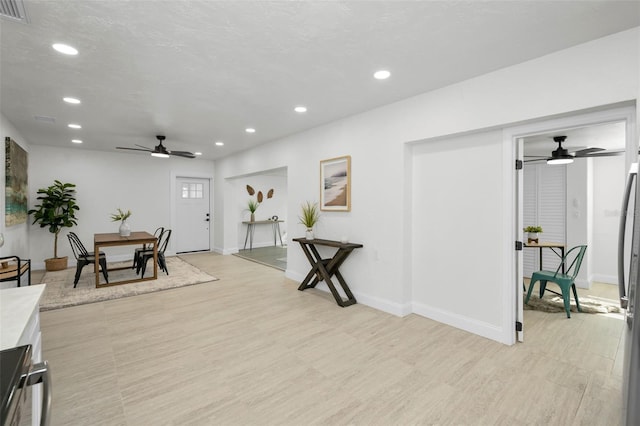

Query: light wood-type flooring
left=35, top=252, right=625, bottom=425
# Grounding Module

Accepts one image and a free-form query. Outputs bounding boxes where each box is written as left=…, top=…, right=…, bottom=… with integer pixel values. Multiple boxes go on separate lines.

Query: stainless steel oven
left=0, top=345, right=51, bottom=426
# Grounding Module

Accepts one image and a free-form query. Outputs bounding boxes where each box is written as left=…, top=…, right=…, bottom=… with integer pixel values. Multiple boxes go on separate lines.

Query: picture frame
left=320, top=155, right=351, bottom=211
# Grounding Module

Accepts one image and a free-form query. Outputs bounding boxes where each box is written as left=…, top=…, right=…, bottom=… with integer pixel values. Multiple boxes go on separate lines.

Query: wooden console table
left=293, top=237, right=363, bottom=307
left=94, top=232, right=157, bottom=288
left=242, top=220, right=284, bottom=250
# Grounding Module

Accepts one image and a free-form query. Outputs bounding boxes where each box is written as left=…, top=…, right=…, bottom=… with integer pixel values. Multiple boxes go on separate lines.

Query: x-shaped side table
left=293, top=238, right=363, bottom=307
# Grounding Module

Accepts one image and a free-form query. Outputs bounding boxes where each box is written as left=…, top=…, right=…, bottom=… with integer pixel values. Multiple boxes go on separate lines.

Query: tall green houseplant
left=28, top=180, right=79, bottom=271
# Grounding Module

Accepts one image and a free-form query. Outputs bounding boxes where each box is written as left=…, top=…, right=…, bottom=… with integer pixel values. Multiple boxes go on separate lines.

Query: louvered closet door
left=523, top=164, right=566, bottom=277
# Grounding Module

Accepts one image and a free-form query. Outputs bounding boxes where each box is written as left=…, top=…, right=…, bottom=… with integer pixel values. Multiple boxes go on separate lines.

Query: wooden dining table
left=93, top=231, right=158, bottom=288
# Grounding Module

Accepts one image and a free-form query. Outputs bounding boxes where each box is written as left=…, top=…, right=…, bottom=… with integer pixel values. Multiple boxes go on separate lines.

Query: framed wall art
left=320, top=155, right=351, bottom=211
left=5, top=137, right=28, bottom=226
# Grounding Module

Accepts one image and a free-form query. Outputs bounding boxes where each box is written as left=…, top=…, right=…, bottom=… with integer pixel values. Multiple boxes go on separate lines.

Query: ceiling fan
left=524, top=135, right=624, bottom=165
left=116, top=135, right=196, bottom=158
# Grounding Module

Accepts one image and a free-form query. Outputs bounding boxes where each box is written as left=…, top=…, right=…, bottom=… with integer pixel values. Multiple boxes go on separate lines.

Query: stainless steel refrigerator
left=619, top=162, right=639, bottom=425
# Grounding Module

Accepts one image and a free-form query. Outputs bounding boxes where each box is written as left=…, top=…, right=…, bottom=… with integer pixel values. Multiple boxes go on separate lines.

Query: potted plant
left=524, top=225, right=543, bottom=243
left=247, top=199, right=259, bottom=222
left=299, top=201, right=320, bottom=240
left=28, top=180, right=79, bottom=271
left=111, top=208, right=132, bottom=236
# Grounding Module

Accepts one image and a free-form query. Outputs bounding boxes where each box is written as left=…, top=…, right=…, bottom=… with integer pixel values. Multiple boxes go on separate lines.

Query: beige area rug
left=40, top=256, right=217, bottom=311
left=524, top=293, right=622, bottom=314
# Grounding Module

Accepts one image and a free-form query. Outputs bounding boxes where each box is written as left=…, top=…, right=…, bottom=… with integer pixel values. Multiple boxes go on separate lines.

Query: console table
left=293, top=237, right=363, bottom=307
left=242, top=220, right=284, bottom=250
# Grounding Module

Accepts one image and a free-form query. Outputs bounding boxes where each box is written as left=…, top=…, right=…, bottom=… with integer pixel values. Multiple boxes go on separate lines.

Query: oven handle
left=27, top=360, right=51, bottom=426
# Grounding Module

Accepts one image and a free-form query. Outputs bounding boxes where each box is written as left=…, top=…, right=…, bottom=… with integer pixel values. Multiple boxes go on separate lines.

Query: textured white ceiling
left=1, top=1, right=639, bottom=160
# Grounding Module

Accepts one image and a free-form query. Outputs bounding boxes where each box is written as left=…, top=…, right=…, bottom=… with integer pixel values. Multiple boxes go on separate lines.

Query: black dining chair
left=131, top=227, right=164, bottom=270
left=136, top=229, right=172, bottom=278
left=67, top=232, right=109, bottom=287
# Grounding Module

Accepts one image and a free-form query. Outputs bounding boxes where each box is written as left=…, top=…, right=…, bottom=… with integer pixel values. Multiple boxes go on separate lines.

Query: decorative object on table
left=320, top=155, right=351, bottom=211
left=111, top=208, right=132, bottom=236
left=299, top=201, right=320, bottom=240
left=27, top=180, right=79, bottom=271
left=5, top=137, right=29, bottom=226
left=0, top=233, right=5, bottom=268
left=245, top=184, right=274, bottom=222
left=524, top=225, right=543, bottom=243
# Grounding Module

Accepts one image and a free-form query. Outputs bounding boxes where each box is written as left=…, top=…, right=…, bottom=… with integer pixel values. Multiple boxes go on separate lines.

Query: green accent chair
left=525, top=245, right=587, bottom=318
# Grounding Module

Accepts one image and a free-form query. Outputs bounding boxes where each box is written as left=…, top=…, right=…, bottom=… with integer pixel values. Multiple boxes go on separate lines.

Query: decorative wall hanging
left=320, top=155, right=351, bottom=211
left=5, top=137, right=28, bottom=226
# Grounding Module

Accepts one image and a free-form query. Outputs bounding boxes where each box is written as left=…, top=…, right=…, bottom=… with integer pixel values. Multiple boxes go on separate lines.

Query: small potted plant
left=111, top=208, right=132, bottom=236
left=28, top=180, right=79, bottom=271
left=247, top=199, right=259, bottom=222
left=299, top=201, right=320, bottom=240
left=524, top=225, right=543, bottom=243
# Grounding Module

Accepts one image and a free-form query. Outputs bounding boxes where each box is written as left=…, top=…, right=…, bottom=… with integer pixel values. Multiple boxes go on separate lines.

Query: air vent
left=0, top=0, right=28, bottom=23
left=34, top=115, right=55, bottom=124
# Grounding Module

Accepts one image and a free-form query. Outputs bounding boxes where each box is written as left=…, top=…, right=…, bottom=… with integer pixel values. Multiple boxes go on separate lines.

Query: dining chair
left=136, top=229, right=171, bottom=278
left=68, top=232, right=109, bottom=287
left=524, top=245, right=587, bottom=318
left=131, top=227, right=164, bottom=270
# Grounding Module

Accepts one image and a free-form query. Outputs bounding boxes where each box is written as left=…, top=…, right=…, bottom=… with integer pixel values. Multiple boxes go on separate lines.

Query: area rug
left=524, top=294, right=622, bottom=314
left=39, top=256, right=217, bottom=311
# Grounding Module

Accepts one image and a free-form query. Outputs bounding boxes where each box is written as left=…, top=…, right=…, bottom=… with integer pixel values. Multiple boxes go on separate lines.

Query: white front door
left=175, top=177, right=210, bottom=253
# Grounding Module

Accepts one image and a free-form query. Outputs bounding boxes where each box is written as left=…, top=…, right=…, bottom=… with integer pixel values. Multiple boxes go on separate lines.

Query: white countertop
left=0, top=284, right=45, bottom=350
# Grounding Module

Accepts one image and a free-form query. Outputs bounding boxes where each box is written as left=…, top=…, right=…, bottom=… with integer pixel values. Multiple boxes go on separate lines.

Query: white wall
left=411, top=130, right=509, bottom=341
left=592, top=155, right=626, bottom=284
left=28, top=146, right=215, bottom=269
left=566, top=158, right=592, bottom=288
left=214, top=27, right=639, bottom=344
left=0, top=114, right=30, bottom=260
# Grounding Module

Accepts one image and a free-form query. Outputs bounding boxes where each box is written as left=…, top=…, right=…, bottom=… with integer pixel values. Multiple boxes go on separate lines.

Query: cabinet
left=0, top=284, right=46, bottom=425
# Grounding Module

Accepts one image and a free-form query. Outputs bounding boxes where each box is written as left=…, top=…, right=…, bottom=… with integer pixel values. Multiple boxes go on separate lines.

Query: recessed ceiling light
left=52, top=43, right=78, bottom=55
left=67, top=123, right=81, bottom=129
left=245, top=128, right=256, bottom=133
left=215, top=141, right=224, bottom=146
left=71, top=139, right=82, bottom=144
left=63, top=97, right=81, bottom=104
left=194, top=152, right=203, bottom=156
left=373, top=70, right=391, bottom=80
left=294, top=106, right=307, bottom=113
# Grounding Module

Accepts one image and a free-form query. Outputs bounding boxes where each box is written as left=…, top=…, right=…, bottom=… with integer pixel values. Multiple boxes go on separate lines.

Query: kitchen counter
left=0, top=284, right=45, bottom=350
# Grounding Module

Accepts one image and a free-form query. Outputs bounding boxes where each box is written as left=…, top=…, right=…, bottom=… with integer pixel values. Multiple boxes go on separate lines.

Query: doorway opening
left=510, top=104, right=636, bottom=342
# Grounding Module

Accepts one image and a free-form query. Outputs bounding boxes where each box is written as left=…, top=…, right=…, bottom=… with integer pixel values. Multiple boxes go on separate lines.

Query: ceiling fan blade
left=524, top=158, right=548, bottom=163
left=169, top=151, right=196, bottom=159
left=135, top=144, right=152, bottom=150
left=116, top=147, right=152, bottom=152
left=572, top=147, right=605, bottom=156
left=579, top=150, right=625, bottom=158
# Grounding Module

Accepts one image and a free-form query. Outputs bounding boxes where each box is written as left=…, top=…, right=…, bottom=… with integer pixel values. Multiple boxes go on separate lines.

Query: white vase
left=527, top=232, right=539, bottom=243
left=119, top=219, right=131, bottom=237
left=305, top=228, right=314, bottom=240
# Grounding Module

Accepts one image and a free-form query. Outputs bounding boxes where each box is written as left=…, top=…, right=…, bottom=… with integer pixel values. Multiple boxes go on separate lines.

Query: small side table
left=293, top=237, right=363, bottom=307
left=242, top=220, right=284, bottom=250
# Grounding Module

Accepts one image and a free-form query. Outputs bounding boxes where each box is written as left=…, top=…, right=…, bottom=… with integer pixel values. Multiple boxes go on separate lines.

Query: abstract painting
left=5, top=137, right=28, bottom=226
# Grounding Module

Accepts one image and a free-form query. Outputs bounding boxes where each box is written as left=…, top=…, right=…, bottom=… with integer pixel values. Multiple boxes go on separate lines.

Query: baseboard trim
left=412, top=301, right=508, bottom=344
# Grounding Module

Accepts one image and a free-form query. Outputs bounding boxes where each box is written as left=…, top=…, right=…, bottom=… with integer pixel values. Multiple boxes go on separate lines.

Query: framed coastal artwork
left=5, top=137, right=28, bottom=226
left=320, top=155, right=351, bottom=211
